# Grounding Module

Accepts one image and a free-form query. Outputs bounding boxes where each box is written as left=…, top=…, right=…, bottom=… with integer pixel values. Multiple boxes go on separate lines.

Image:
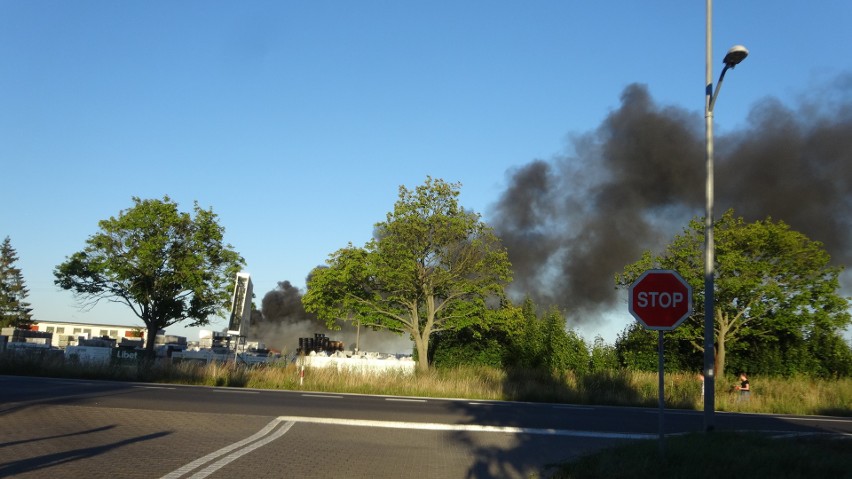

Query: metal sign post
left=657, top=330, right=665, bottom=455
left=629, top=269, right=693, bottom=457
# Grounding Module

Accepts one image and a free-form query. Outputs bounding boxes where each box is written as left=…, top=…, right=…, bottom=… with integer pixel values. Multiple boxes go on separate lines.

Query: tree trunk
left=413, top=331, right=429, bottom=372
left=716, top=310, right=727, bottom=379
left=145, top=323, right=158, bottom=355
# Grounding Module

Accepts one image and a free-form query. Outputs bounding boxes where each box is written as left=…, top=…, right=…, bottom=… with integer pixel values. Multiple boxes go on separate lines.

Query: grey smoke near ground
left=492, top=77, right=852, bottom=322
left=250, top=280, right=413, bottom=354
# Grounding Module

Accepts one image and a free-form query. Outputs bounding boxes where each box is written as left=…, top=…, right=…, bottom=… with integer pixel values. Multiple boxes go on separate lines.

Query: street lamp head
left=723, top=45, right=749, bottom=67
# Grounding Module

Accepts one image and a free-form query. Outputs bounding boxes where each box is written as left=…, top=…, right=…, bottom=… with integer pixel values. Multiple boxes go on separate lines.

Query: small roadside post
left=628, top=269, right=693, bottom=455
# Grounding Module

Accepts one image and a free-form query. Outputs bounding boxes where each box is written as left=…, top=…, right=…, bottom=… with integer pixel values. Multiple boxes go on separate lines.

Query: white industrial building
left=27, top=320, right=154, bottom=348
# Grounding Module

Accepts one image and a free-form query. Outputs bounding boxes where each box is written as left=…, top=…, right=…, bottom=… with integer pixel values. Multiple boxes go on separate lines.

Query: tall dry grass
left=2, top=352, right=849, bottom=416
left=714, top=374, right=852, bottom=416
left=234, top=363, right=851, bottom=415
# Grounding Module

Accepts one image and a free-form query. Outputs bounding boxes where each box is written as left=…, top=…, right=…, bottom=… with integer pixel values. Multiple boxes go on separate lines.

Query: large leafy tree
left=616, top=210, right=850, bottom=378
left=303, top=178, right=512, bottom=371
left=54, top=197, right=245, bottom=353
left=0, top=236, right=35, bottom=329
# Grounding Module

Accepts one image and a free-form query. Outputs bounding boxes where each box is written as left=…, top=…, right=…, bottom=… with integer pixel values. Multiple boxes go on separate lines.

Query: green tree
left=429, top=299, right=530, bottom=369
left=303, top=178, right=512, bottom=371
left=429, top=316, right=507, bottom=369
left=589, top=335, right=619, bottom=373
left=615, top=323, right=658, bottom=371
left=54, top=197, right=245, bottom=353
left=513, top=298, right=544, bottom=369
left=806, top=324, right=852, bottom=378
left=727, top=318, right=852, bottom=378
left=616, top=210, right=851, bottom=378
left=540, top=307, right=589, bottom=374
left=0, top=236, right=35, bottom=329
left=495, top=299, right=591, bottom=373
left=429, top=297, right=597, bottom=375
left=615, top=322, right=701, bottom=372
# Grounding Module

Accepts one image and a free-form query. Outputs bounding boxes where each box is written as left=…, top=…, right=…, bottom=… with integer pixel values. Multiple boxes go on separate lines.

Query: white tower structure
left=227, top=272, right=252, bottom=338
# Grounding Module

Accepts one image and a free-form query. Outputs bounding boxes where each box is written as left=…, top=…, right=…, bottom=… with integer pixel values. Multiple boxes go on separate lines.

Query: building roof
left=34, top=320, right=147, bottom=330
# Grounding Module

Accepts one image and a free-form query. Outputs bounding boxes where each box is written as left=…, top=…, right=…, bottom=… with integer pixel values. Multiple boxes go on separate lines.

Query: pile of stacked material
left=298, top=333, right=344, bottom=355
left=1, top=328, right=52, bottom=347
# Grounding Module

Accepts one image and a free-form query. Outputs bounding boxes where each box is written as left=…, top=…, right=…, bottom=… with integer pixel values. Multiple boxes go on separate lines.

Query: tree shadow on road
left=442, top=367, right=848, bottom=478
left=0, top=430, right=173, bottom=476
left=445, top=367, right=643, bottom=478
left=0, top=424, right=117, bottom=448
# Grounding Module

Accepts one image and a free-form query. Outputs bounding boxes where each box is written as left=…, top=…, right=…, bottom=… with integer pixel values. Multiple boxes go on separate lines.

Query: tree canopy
left=616, top=210, right=851, bottom=378
left=303, top=177, right=512, bottom=371
left=54, top=197, right=245, bottom=352
left=0, top=236, right=34, bottom=329
left=430, top=298, right=594, bottom=375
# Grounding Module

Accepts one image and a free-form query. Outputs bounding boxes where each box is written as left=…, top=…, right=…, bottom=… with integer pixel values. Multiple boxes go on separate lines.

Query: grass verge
left=551, top=432, right=852, bottom=479
left=1, top=352, right=850, bottom=416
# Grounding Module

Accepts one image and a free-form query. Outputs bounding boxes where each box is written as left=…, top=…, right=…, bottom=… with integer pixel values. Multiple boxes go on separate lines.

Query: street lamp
left=709, top=45, right=749, bottom=112
left=704, top=1, right=748, bottom=432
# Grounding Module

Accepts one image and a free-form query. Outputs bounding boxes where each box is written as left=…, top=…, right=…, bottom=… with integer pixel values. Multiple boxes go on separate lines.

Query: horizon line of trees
left=428, top=295, right=852, bottom=379
left=3, top=179, right=852, bottom=378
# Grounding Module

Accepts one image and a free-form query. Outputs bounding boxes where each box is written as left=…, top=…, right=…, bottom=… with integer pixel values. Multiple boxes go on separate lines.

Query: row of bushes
left=429, top=300, right=852, bottom=379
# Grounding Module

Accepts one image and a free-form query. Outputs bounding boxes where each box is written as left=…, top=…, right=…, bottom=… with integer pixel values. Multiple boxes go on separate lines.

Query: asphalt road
left=1, top=375, right=850, bottom=478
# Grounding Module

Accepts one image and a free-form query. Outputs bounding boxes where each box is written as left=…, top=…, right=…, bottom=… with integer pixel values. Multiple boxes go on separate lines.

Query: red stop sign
left=628, top=270, right=693, bottom=330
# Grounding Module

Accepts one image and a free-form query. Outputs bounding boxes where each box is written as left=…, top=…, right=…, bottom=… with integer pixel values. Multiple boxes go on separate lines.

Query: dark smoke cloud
left=492, top=76, right=852, bottom=322
left=251, top=280, right=412, bottom=354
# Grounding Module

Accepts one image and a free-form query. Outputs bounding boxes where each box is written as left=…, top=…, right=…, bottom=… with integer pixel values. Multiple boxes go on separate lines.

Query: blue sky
left=2, top=1, right=851, bottom=345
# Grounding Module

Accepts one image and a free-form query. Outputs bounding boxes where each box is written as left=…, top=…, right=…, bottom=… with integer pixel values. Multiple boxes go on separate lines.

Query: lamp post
left=704, top=0, right=748, bottom=432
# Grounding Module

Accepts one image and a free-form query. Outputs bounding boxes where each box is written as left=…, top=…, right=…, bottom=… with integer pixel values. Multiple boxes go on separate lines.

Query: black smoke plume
left=492, top=76, right=852, bottom=322
left=247, top=280, right=320, bottom=351
left=251, top=280, right=412, bottom=354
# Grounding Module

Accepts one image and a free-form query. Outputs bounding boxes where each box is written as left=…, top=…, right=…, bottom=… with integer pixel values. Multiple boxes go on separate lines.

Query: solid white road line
left=159, top=418, right=294, bottom=479
left=784, top=416, right=852, bottom=423
left=160, top=411, right=660, bottom=479
left=187, top=421, right=295, bottom=479
left=275, top=415, right=656, bottom=440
